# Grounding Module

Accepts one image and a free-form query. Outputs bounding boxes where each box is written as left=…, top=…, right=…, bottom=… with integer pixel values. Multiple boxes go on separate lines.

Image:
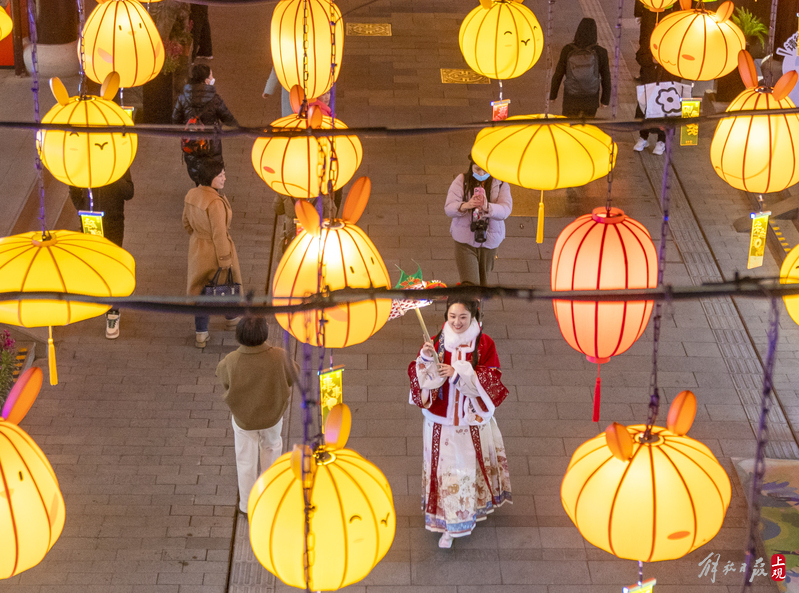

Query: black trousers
left=190, top=4, right=213, bottom=58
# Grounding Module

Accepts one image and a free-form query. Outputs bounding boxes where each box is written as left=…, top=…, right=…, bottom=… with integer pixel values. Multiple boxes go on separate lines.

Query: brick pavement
left=1, top=0, right=796, bottom=592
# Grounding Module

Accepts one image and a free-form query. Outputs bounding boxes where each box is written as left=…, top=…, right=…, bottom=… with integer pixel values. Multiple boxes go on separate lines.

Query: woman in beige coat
left=183, top=159, right=242, bottom=347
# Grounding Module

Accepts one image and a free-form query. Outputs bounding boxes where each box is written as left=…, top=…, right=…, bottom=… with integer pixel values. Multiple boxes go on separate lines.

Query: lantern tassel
left=48, top=326, right=58, bottom=386
left=593, top=364, right=601, bottom=422
left=536, top=191, right=544, bottom=244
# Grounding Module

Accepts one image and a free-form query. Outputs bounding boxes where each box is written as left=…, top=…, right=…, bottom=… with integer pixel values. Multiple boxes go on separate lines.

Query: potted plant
left=732, top=7, right=768, bottom=59
left=0, top=329, right=16, bottom=408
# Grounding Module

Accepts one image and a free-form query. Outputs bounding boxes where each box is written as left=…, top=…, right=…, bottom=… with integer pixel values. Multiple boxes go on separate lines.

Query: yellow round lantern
left=38, top=75, right=137, bottom=188
left=82, top=0, right=164, bottom=88
left=472, top=115, right=617, bottom=190
left=710, top=70, right=799, bottom=194
left=252, top=114, right=362, bottom=199
left=248, top=444, right=395, bottom=590
left=271, top=0, right=343, bottom=100
left=650, top=1, right=744, bottom=81
left=561, top=418, right=730, bottom=561
left=0, top=419, right=65, bottom=578
left=0, top=6, right=12, bottom=42
left=459, top=0, right=544, bottom=80
left=781, top=244, right=799, bottom=326
left=638, top=0, right=675, bottom=12
left=272, top=216, right=391, bottom=348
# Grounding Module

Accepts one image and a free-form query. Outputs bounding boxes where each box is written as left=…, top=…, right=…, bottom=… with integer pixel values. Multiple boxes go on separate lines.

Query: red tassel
left=592, top=365, right=601, bottom=422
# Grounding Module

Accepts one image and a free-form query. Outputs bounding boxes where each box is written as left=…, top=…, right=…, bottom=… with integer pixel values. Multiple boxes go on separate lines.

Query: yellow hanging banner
left=78, top=210, right=105, bottom=237
left=680, top=98, right=701, bottom=146
left=748, top=211, right=771, bottom=269
left=319, top=366, right=344, bottom=432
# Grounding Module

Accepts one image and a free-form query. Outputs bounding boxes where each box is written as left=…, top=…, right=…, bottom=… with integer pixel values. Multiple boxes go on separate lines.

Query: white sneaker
left=633, top=138, right=648, bottom=152
left=105, top=312, right=120, bottom=339
left=226, top=316, right=243, bottom=330
left=652, top=141, right=666, bottom=156
left=438, top=532, right=453, bottom=549
left=195, top=331, right=210, bottom=348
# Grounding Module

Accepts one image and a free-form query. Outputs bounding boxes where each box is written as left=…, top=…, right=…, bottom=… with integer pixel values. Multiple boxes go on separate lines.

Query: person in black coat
left=550, top=18, right=612, bottom=118
left=172, top=64, right=238, bottom=185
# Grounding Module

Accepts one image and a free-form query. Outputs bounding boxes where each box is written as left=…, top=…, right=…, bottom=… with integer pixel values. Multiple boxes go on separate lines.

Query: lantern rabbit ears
left=738, top=50, right=798, bottom=99
left=50, top=71, right=121, bottom=105
left=293, top=176, right=372, bottom=233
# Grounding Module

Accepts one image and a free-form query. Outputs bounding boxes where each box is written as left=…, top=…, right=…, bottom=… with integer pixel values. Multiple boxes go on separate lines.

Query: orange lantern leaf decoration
left=710, top=51, right=799, bottom=194
left=551, top=207, right=658, bottom=421
left=1, top=367, right=43, bottom=425
left=0, top=419, right=66, bottom=578
left=649, top=1, right=744, bottom=81
left=561, top=396, right=731, bottom=562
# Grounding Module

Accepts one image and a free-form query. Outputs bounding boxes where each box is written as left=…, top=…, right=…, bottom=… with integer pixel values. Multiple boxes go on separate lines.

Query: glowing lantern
left=249, top=404, right=395, bottom=590
left=781, top=244, right=799, bottom=326
left=272, top=184, right=391, bottom=348
left=458, top=0, right=544, bottom=80
left=38, top=74, right=137, bottom=188
left=82, top=0, right=164, bottom=88
left=0, top=230, right=136, bottom=384
left=637, top=0, right=675, bottom=12
left=252, top=113, right=362, bottom=199
left=0, top=419, right=66, bottom=578
left=650, top=0, right=744, bottom=81
left=271, top=0, right=343, bottom=99
left=0, top=6, right=12, bottom=41
left=710, top=53, right=799, bottom=194
left=551, top=207, right=658, bottom=421
left=561, top=392, right=731, bottom=561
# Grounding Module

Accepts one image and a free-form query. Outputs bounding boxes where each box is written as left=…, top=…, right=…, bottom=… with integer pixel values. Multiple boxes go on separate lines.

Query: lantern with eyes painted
left=650, top=0, right=744, bottom=81
left=81, top=0, right=164, bottom=87
left=459, top=0, right=544, bottom=80
left=38, top=72, right=137, bottom=188
left=711, top=51, right=799, bottom=194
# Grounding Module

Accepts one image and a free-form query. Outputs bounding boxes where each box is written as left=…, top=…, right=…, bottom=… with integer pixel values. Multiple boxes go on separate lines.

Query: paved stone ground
left=2, top=0, right=798, bottom=592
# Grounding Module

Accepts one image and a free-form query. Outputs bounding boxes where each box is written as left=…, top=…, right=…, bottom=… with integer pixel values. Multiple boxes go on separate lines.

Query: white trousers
left=232, top=416, right=284, bottom=513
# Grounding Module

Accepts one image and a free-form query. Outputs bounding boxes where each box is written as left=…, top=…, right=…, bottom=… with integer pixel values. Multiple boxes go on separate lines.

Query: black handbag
left=202, top=267, right=241, bottom=297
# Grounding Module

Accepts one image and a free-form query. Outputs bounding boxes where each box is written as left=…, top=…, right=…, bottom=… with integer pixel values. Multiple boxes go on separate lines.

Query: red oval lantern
left=551, top=207, right=658, bottom=421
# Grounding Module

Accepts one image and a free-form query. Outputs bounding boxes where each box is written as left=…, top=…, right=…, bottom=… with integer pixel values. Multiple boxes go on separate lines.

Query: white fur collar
left=440, top=318, right=481, bottom=352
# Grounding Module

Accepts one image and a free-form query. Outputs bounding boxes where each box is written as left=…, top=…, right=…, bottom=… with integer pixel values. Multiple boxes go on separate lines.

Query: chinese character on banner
left=698, top=552, right=720, bottom=583
left=772, top=554, right=786, bottom=582
left=622, top=578, right=656, bottom=593
left=751, top=557, right=769, bottom=582
left=78, top=210, right=105, bottom=237
left=748, top=211, right=771, bottom=269
left=680, top=98, right=701, bottom=146
left=491, top=99, right=510, bottom=121
left=319, top=366, right=344, bottom=432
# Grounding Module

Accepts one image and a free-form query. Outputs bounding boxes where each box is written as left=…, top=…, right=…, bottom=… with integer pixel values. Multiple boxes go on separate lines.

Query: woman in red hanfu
left=408, top=296, right=512, bottom=548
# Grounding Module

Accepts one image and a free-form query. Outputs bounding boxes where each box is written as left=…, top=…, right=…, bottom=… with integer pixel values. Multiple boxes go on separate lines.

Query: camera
left=470, top=217, right=489, bottom=243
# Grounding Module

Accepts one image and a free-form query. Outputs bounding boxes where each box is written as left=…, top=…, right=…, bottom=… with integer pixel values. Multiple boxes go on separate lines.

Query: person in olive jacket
left=172, top=64, right=238, bottom=185
left=216, top=315, right=299, bottom=514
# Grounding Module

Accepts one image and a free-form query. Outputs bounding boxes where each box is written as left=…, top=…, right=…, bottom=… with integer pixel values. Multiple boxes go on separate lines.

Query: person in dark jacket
left=172, top=64, right=238, bottom=185
left=550, top=18, right=611, bottom=118
left=69, top=169, right=134, bottom=339
left=190, top=3, right=213, bottom=60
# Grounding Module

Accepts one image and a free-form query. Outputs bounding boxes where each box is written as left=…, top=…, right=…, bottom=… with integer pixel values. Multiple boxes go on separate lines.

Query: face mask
left=472, top=171, right=490, bottom=182
left=207, top=78, right=215, bottom=86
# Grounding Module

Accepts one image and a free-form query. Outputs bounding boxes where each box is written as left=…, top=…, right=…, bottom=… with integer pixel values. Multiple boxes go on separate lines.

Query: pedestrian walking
left=444, top=157, right=512, bottom=286
left=189, top=3, right=213, bottom=60
left=549, top=17, right=611, bottom=118
left=172, top=64, right=238, bottom=185
left=216, top=315, right=299, bottom=514
left=408, top=296, right=512, bottom=549
left=182, top=159, right=242, bottom=348
left=634, top=56, right=684, bottom=156
left=69, top=169, right=134, bottom=339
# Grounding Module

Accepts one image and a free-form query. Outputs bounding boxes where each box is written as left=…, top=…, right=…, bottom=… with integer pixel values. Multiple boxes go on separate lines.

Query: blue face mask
left=472, top=171, right=490, bottom=182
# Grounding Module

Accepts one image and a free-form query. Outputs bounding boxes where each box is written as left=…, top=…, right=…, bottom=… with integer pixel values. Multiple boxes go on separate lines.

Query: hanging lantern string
left=604, top=0, right=625, bottom=213
left=299, top=322, right=315, bottom=593
left=643, top=127, right=675, bottom=441
left=766, top=0, right=778, bottom=86
left=741, top=297, right=780, bottom=590
left=543, top=0, right=554, bottom=116
left=76, top=0, right=87, bottom=99
left=25, top=0, right=47, bottom=241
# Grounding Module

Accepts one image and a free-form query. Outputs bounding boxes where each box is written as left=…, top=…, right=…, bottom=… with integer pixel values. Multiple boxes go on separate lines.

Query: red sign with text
left=772, top=554, right=786, bottom=582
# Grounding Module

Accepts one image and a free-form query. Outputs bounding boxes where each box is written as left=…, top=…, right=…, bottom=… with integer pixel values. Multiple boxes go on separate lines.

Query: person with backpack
left=550, top=18, right=611, bottom=118
left=172, top=64, right=238, bottom=185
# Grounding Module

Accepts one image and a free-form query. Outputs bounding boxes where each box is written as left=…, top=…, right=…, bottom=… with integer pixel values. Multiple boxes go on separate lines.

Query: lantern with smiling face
left=38, top=72, right=137, bottom=188
left=650, top=0, right=744, bottom=81
left=459, top=0, right=543, bottom=80
left=81, top=0, right=164, bottom=88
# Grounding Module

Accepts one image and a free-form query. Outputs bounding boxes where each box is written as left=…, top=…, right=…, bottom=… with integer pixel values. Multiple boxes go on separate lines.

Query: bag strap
left=209, top=267, right=223, bottom=287
left=224, top=267, right=235, bottom=285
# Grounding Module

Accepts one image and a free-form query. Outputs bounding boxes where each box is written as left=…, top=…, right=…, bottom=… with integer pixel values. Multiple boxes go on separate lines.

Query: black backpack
left=564, top=45, right=600, bottom=96
left=181, top=104, right=212, bottom=156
